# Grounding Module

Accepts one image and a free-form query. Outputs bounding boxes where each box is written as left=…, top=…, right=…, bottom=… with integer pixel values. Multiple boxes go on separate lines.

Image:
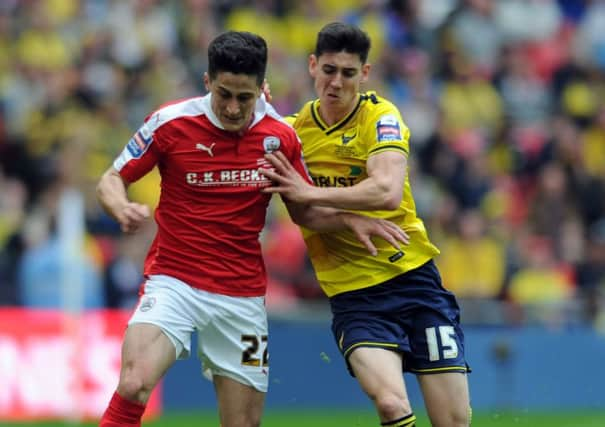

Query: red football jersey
left=113, top=94, right=311, bottom=297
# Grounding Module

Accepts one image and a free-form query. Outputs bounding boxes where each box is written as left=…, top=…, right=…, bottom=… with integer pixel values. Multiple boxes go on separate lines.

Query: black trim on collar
left=310, top=95, right=364, bottom=135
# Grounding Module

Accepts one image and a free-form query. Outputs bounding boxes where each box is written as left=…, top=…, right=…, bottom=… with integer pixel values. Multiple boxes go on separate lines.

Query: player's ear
left=308, top=54, right=318, bottom=77
left=360, top=63, right=371, bottom=84
left=261, top=79, right=272, bottom=102
left=203, top=72, right=210, bottom=91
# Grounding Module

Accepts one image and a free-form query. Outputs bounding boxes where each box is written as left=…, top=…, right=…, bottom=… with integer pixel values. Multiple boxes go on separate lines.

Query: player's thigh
left=348, top=347, right=407, bottom=400
left=129, top=275, right=200, bottom=360
left=417, top=372, right=470, bottom=421
left=214, top=374, right=265, bottom=427
left=120, top=323, right=177, bottom=390
left=198, top=294, right=269, bottom=393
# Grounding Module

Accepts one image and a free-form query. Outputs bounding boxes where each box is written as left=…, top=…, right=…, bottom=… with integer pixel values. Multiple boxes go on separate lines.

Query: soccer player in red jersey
left=96, top=31, right=407, bottom=427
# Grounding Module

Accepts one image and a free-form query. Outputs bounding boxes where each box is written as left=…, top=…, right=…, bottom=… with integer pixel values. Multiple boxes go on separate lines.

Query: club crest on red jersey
left=139, top=296, right=156, bottom=312
left=263, top=136, right=280, bottom=153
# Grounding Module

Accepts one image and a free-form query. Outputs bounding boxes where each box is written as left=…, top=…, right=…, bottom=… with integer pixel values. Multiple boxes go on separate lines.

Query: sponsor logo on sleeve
left=376, top=114, right=402, bottom=142
left=126, top=123, right=154, bottom=158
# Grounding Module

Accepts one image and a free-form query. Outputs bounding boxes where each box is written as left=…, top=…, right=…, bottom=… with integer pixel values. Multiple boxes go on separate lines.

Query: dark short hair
left=314, top=22, right=371, bottom=64
left=208, top=31, right=267, bottom=86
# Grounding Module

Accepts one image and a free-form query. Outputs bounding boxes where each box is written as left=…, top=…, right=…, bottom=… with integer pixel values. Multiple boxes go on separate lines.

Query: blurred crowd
left=1, top=0, right=605, bottom=329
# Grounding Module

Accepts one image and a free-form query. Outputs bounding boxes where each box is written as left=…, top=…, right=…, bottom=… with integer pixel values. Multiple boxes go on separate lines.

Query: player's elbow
left=96, top=168, right=128, bottom=211
left=375, top=181, right=402, bottom=210
left=289, top=209, right=312, bottom=227
left=95, top=175, right=108, bottom=203
left=96, top=170, right=114, bottom=202
left=285, top=202, right=312, bottom=227
left=382, top=193, right=402, bottom=210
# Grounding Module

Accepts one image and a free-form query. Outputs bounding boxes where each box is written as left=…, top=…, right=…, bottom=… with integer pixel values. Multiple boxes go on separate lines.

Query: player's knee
left=242, top=409, right=262, bottom=427
left=224, top=419, right=260, bottom=427
left=222, top=412, right=261, bottom=427
left=117, top=371, right=154, bottom=403
left=373, top=392, right=411, bottom=421
left=430, top=405, right=470, bottom=427
left=451, top=404, right=471, bottom=427
left=249, top=414, right=262, bottom=427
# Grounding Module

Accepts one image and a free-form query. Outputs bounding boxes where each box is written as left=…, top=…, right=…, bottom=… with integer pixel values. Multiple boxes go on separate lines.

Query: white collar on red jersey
left=200, top=93, right=277, bottom=131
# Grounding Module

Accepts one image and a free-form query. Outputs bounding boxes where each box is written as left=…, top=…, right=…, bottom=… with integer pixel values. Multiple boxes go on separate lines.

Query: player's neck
left=318, top=96, right=359, bottom=127
left=234, top=115, right=255, bottom=137
left=318, top=109, right=342, bottom=127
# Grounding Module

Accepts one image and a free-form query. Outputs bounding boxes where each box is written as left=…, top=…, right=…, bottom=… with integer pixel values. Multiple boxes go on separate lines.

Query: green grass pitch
left=2, top=409, right=605, bottom=426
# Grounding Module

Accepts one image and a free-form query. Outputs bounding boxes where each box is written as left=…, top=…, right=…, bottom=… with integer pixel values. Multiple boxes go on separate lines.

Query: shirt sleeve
left=365, top=103, right=410, bottom=158
left=286, top=130, right=313, bottom=185
left=113, top=120, right=160, bottom=183
left=283, top=114, right=297, bottom=126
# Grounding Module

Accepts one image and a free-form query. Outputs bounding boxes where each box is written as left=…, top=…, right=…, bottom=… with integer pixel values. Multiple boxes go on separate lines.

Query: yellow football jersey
left=287, top=91, right=440, bottom=297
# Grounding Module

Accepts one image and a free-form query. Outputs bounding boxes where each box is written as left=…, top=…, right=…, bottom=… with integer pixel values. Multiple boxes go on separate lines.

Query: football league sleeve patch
left=114, top=121, right=155, bottom=172
left=376, top=114, right=402, bottom=143
left=126, top=123, right=154, bottom=158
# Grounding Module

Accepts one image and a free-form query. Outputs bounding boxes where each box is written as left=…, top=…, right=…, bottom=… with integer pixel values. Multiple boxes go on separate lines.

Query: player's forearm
left=287, top=203, right=351, bottom=232
left=96, top=168, right=131, bottom=222
left=307, top=177, right=402, bottom=211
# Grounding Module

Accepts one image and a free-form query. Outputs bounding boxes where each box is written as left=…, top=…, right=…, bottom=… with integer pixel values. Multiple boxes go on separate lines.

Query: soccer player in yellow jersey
left=261, top=22, right=471, bottom=427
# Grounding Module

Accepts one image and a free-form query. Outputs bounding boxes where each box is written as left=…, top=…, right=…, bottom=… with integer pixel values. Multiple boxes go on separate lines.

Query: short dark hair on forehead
left=315, top=22, right=371, bottom=64
left=208, top=31, right=268, bottom=86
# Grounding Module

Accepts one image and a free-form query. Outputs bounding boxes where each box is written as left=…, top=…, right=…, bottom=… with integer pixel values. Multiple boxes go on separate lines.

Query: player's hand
left=259, top=151, right=314, bottom=203
left=117, top=202, right=150, bottom=234
left=343, top=213, right=409, bottom=256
